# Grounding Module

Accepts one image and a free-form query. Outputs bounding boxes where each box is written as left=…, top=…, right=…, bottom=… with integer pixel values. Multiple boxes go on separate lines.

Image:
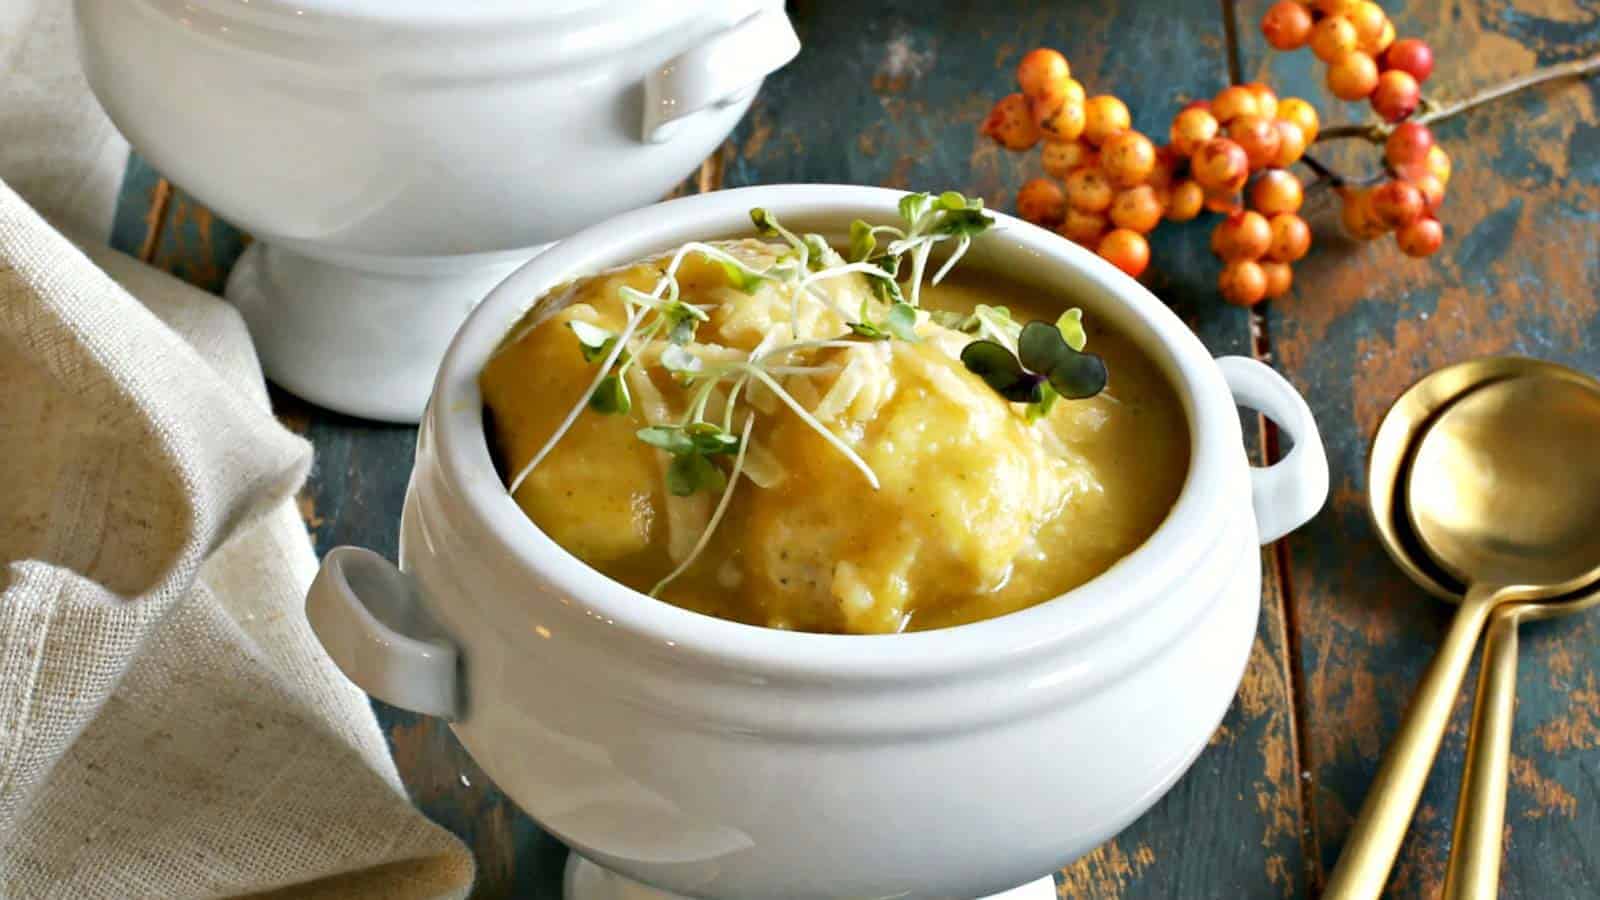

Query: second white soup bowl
left=306, top=185, right=1330, bottom=899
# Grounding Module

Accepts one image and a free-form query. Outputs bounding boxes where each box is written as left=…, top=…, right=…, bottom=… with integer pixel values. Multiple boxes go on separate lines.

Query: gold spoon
left=1326, top=373, right=1600, bottom=899
left=1442, top=587, right=1600, bottom=899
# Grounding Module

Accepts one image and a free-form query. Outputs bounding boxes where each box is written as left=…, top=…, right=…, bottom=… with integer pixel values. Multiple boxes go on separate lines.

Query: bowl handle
left=1216, top=356, right=1330, bottom=545
left=641, top=8, right=801, bottom=143
left=306, top=546, right=462, bottom=720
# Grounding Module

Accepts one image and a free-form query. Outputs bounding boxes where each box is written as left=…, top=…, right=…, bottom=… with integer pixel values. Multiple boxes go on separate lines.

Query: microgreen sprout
left=959, top=314, right=1107, bottom=419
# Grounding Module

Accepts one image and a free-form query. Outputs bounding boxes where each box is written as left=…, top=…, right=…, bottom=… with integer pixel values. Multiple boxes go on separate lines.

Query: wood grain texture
left=1238, top=1, right=1600, bottom=897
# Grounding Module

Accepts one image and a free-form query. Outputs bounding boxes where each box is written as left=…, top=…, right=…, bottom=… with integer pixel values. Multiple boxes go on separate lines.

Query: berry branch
left=1317, top=51, right=1600, bottom=144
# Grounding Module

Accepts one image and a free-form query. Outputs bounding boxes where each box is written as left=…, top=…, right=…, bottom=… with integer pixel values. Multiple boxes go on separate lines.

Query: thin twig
left=1316, top=51, right=1600, bottom=144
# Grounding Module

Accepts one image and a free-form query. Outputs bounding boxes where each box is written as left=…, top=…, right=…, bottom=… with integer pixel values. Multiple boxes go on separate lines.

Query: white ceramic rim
left=429, top=185, right=1240, bottom=681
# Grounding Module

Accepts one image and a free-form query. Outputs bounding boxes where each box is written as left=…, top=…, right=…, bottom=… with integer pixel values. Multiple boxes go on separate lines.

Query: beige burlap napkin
left=0, top=178, right=475, bottom=897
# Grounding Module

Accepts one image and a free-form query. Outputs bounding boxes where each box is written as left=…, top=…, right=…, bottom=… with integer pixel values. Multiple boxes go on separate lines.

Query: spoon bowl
left=1327, top=366, right=1600, bottom=900
left=1407, top=375, right=1600, bottom=592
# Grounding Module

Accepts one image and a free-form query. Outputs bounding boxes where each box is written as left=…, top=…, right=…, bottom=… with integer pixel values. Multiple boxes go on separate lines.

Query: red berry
left=1017, top=178, right=1068, bottom=227
left=1098, top=229, right=1151, bottom=277
left=1212, top=210, right=1273, bottom=261
left=1371, top=69, right=1421, bottom=122
left=1261, top=1, right=1314, bottom=51
left=1396, top=217, right=1444, bottom=257
left=1220, top=260, right=1269, bottom=307
left=1339, top=187, right=1389, bottom=240
left=1370, top=180, right=1426, bottom=229
left=1384, top=122, right=1435, bottom=173
left=1384, top=39, right=1435, bottom=83
left=1193, top=138, right=1251, bottom=193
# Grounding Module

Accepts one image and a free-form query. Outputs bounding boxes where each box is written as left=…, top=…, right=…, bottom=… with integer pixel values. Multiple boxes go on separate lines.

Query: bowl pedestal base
left=563, top=854, right=1057, bottom=900
left=226, top=241, right=544, bottom=424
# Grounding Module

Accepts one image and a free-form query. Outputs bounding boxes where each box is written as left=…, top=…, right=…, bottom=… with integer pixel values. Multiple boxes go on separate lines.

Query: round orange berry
left=1058, top=208, right=1109, bottom=246
left=1016, top=178, right=1068, bottom=227
left=1371, top=69, right=1420, bottom=122
left=981, top=93, right=1041, bottom=151
left=1212, top=209, right=1273, bottom=261
left=1098, top=229, right=1151, bottom=277
left=1167, top=180, right=1206, bottom=222
left=1082, top=95, right=1132, bottom=146
left=1396, top=217, right=1444, bottom=257
left=1170, top=107, right=1221, bottom=157
left=1193, top=137, right=1250, bottom=193
left=1261, top=1, right=1314, bottom=51
left=1042, top=139, right=1096, bottom=179
left=1272, top=120, right=1308, bottom=168
left=1211, top=86, right=1261, bottom=124
left=1017, top=48, right=1071, bottom=100
left=1228, top=116, right=1283, bottom=171
left=1277, top=97, right=1320, bottom=143
left=1110, top=185, right=1164, bottom=233
left=1220, top=260, right=1269, bottom=307
left=1250, top=169, right=1304, bottom=216
left=1100, top=131, right=1158, bottom=187
left=1065, top=167, right=1115, bottom=213
left=1327, top=51, right=1380, bottom=101
left=1311, top=16, right=1359, bottom=63
left=1267, top=213, right=1312, bottom=262
left=1261, top=261, right=1294, bottom=298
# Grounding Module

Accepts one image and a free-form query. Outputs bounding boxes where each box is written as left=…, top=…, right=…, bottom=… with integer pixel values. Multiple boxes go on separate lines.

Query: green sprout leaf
left=588, top=373, right=631, bottom=414
left=1056, top=308, right=1088, bottom=352
left=1026, top=384, right=1060, bottom=423
left=750, top=208, right=777, bottom=236
left=1017, top=320, right=1108, bottom=400
left=848, top=321, right=890, bottom=341
left=667, top=452, right=726, bottom=497
left=803, top=234, right=834, bottom=272
left=885, top=302, right=920, bottom=342
left=715, top=257, right=763, bottom=293
left=937, top=190, right=969, bottom=211
left=960, top=339, right=1043, bottom=404
left=568, top=319, right=616, bottom=363
left=685, top=422, right=741, bottom=456
left=659, top=344, right=702, bottom=375
left=929, top=309, right=968, bottom=330
left=848, top=219, right=877, bottom=262
left=637, top=424, right=695, bottom=455
left=898, top=192, right=933, bottom=224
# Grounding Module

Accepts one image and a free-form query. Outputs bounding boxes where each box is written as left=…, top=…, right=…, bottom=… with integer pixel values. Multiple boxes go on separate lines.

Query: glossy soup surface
left=481, top=241, right=1189, bottom=634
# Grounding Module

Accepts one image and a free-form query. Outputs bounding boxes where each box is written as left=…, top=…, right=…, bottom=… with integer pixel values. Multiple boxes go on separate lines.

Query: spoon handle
left=1442, top=606, right=1521, bottom=900
left=1322, top=584, right=1503, bottom=900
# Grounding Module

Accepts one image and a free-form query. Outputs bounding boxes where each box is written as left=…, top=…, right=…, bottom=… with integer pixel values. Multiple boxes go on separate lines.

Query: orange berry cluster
left=981, top=48, right=1169, bottom=279
left=1260, top=1, right=1448, bottom=257
left=1166, top=83, right=1317, bottom=305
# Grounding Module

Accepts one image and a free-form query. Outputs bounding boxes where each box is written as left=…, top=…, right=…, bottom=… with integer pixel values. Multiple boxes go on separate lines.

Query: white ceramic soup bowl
left=74, top=0, right=798, bottom=423
left=306, top=185, right=1330, bottom=900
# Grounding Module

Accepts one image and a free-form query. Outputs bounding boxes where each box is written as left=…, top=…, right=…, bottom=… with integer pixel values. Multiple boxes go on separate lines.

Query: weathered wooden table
left=111, top=2, right=1600, bottom=896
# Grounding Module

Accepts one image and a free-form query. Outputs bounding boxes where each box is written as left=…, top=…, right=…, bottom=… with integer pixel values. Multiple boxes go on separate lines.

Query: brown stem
left=1315, top=51, right=1600, bottom=144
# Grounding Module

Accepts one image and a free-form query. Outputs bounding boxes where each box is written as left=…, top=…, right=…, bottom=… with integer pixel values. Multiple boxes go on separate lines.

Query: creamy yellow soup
left=481, top=239, right=1188, bottom=634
